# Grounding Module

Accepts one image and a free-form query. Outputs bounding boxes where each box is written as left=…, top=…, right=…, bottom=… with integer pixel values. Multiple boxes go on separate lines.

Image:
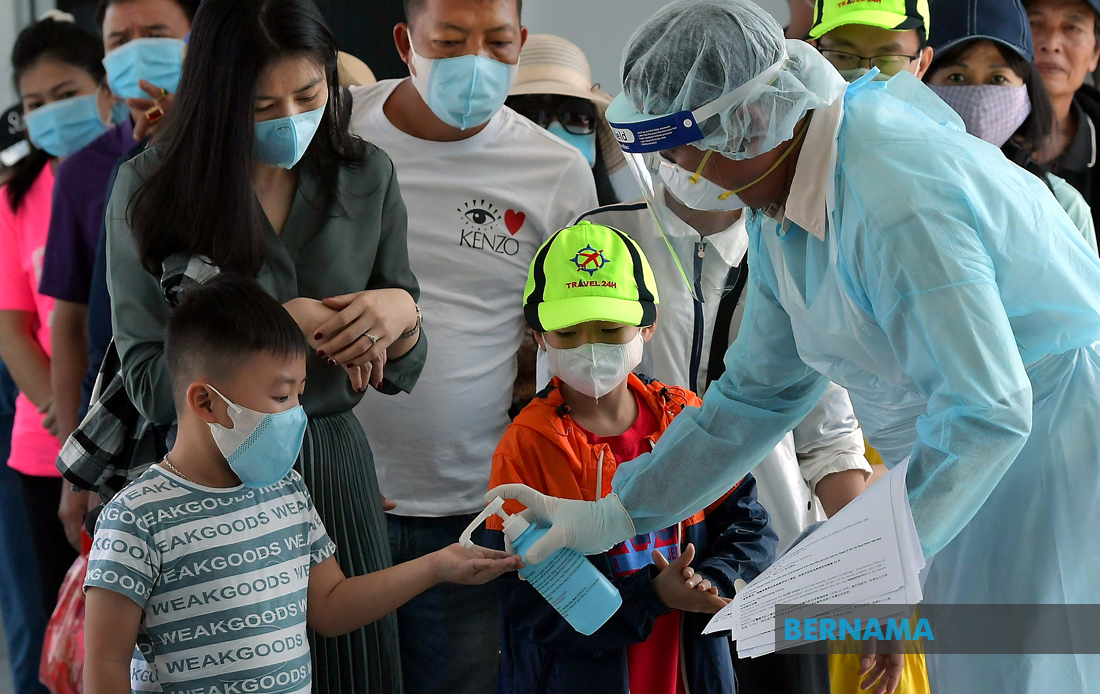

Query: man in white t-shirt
left=348, top=1, right=596, bottom=692
left=578, top=191, right=871, bottom=694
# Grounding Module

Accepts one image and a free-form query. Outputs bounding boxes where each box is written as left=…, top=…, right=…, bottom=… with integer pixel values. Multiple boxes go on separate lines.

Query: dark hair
left=6, top=18, right=104, bottom=212
left=403, top=0, right=522, bottom=24
left=129, top=0, right=365, bottom=277
left=927, top=41, right=1055, bottom=164
left=94, top=0, right=201, bottom=28
left=165, top=274, right=307, bottom=404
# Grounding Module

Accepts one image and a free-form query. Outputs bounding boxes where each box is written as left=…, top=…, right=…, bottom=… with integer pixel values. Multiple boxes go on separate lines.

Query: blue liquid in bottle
left=460, top=497, right=622, bottom=635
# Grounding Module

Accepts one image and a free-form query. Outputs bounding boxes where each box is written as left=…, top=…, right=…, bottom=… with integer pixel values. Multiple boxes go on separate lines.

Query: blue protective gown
left=611, top=74, right=1100, bottom=692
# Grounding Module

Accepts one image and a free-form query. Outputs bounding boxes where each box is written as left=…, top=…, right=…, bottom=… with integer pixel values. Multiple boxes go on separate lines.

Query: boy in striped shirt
left=83, top=276, right=520, bottom=694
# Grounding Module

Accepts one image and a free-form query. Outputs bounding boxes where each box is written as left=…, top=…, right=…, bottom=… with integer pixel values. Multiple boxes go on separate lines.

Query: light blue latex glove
left=486, top=486, right=636, bottom=564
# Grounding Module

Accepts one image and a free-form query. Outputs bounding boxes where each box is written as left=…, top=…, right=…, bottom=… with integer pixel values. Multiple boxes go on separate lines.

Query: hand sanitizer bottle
left=460, top=497, right=622, bottom=635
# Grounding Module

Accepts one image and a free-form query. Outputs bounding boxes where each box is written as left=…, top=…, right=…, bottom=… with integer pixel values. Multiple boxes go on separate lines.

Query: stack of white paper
left=704, top=459, right=925, bottom=658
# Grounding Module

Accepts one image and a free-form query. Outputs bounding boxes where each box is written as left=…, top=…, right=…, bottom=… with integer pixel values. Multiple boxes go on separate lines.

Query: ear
left=95, top=83, right=116, bottom=121
left=187, top=383, right=220, bottom=424
left=1091, top=42, right=1100, bottom=72
left=532, top=331, right=548, bottom=352
left=519, top=25, right=528, bottom=49
left=394, top=23, right=413, bottom=67
left=641, top=317, right=658, bottom=343
left=915, top=46, right=935, bottom=80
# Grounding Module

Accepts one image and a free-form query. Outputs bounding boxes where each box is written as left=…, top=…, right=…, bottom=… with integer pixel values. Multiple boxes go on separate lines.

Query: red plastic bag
left=39, top=539, right=90, bottom=694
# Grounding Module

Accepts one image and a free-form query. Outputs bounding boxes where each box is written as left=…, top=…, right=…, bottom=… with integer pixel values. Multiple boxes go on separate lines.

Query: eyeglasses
left=506, top=96, right=598, bottom=135
left=817, top=48, right=919, bottom=75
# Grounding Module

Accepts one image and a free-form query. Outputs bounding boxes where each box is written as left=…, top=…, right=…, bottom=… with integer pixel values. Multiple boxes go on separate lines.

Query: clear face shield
left=606, top=54, right=788, bottom=297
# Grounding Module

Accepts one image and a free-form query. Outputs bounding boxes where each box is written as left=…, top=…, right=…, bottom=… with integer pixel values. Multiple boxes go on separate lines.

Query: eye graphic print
left=465, top=208, right=496, bottom=225
left=459, top=199, right=501, bottom=229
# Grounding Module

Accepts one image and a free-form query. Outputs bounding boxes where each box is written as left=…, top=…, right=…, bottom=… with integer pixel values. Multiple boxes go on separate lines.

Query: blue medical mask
left=253, top=104, right=325, bottom=169
left=22, top=94, right=110, bottom=157
left=102, top=38, right=185, bottom=100
left=547, top=122, right=596, bottom=167
left=408, top=39, right=518, bottom=130
left=206, top=385, right=307, bottom=489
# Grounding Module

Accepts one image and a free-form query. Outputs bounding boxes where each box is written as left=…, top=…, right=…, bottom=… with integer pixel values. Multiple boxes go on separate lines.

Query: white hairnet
left=620, top=0, right=846, bottom=160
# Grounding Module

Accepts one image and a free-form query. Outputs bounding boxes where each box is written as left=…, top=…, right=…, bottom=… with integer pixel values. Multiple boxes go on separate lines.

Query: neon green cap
left=809, top=0, right=930, bottom=39
left=523, top=221, right=659, bottom=332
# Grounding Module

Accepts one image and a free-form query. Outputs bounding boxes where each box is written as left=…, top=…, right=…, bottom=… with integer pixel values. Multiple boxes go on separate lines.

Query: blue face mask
left=408, top=40, right=518, bottom=130
left=253, top=104, right=325, bottom=169
left=22, top=94, right=110, bottom=157
left=103, top=38, right=185, bottom=100
left=547, top=122, right=596, bottom=167
left=206, top=386, right=307, bottom=489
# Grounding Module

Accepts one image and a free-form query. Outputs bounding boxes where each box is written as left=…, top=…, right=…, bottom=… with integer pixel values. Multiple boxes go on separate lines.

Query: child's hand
left=430, top=543, right=525, bottom=585
left=651, top=543, right=730, bottom=614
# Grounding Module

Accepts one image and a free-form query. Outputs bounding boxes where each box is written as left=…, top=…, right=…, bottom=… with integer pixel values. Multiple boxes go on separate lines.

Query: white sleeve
left=545, top=154, right=599, bottom=236
left=792, top=382, right=871, bottom=490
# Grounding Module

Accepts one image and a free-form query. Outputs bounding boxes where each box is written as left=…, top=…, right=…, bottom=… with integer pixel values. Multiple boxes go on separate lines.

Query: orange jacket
left=488, top=373, right=730, bottom=532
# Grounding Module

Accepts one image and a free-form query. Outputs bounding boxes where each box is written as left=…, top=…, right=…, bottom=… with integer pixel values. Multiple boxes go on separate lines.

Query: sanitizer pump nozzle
left=459, top=497, right=530, bottom=549
left=460, top=497, right=622, bottom=636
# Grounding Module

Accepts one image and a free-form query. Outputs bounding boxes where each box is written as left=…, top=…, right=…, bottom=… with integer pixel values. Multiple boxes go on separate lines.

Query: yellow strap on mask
left=686, top=118, right=811, bottom=201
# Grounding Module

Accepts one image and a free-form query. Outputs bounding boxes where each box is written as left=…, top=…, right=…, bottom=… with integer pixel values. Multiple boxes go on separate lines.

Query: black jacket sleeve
left=694, top=473, right=778, bottom=598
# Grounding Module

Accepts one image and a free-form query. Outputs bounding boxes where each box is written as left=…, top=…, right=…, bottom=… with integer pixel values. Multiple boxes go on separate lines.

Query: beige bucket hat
left=510, top=34, right=626, bottom=174
left=337, top=52, right=377, bottom=88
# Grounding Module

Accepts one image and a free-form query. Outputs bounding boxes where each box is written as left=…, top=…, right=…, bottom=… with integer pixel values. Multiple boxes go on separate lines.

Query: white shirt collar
left=781, top=95, right=845, bottom=241
left=655, top=186, right=749, bottom=266
left=704, top=215, right=749, bottom=266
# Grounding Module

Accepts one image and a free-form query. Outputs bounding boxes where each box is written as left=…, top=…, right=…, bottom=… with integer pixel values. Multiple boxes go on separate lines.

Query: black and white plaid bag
left=55, top=254, right=220, bottom=503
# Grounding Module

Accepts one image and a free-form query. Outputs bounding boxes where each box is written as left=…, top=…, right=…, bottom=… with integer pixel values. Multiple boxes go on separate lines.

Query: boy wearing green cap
left=810, top=0, right=935, bottom=80
left=483, top=221, right=776, bottom=694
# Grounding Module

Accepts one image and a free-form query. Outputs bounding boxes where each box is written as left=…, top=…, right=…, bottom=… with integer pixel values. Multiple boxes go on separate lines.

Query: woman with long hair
left=105, top=0, right=425, bottom=690
left=0, top=14, right=116, bottom=619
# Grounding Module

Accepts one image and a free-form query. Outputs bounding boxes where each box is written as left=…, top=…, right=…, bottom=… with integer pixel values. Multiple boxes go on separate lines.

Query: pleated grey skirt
left=296, top=411, right=402, bottom=694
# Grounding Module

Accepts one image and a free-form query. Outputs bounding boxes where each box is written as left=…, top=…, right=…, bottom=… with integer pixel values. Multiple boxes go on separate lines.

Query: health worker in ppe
left=490, top=1, right=1100, bottom=693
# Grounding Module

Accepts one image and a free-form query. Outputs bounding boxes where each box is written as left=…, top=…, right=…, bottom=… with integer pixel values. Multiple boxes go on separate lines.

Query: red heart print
left=505, top=209, right=526, bottom=235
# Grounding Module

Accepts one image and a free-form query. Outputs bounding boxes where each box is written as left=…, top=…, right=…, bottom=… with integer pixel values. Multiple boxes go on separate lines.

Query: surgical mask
left=839, top=68, right=891, bottom=83
left=408, top=38, right=518, bottom=130
left=102, top=38, right=185, bottom=100
left=547, top=122, right=596, bottom=167
left=545, top=332, right=645, bottom=401
left=22, top=94, right=111, bottom=157
left=659, top=118, right=809, bottom=212
left=206, top=385, right=307, bottom=489
left=253, top=104, right=325, bottom=169
left=928, top=84, right=1031, bottom=148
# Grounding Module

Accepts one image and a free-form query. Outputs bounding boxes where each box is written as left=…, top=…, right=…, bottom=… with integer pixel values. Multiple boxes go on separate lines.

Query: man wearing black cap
left=1027, top=0, right=1100, bottom=232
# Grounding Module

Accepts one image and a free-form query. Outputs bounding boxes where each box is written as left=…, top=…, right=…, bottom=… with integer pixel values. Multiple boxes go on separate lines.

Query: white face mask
left=545, top=332, right=645, bottom=400
left=657, top=121, right=808, bottom=213
left=660, top=159, right=748, bottom=211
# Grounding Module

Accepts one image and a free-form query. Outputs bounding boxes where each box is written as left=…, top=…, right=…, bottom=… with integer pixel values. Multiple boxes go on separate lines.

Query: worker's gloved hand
left=486, top=485, right=637, bottom=564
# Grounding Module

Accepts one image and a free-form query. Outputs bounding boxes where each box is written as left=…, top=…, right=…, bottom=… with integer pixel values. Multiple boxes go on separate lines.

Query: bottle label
left=525, top=550, right=600, bottom=613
